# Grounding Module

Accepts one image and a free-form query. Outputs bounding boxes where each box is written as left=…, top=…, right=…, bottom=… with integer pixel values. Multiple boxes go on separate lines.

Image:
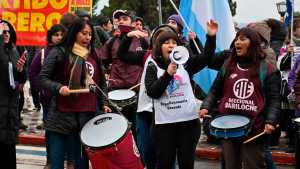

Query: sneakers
left=19, top=122, right=28, bottom=130
left=36, top=123, right=44, bottom=130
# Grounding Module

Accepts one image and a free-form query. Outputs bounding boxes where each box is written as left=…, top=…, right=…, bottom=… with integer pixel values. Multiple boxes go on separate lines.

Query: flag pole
left=158, top=0, right=163, bottom=25
left=168, top=0, right=202, bottom=54
left=290, top=0, right=295, bottom=67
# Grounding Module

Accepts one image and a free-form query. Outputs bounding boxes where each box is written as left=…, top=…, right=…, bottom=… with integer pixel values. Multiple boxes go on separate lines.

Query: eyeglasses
left=3, top=30, right=10, bottom=34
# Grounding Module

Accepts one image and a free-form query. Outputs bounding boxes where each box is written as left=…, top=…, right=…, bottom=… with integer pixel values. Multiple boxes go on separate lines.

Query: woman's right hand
left=59, top=86, right=70, bottom=96
left=199, top=109, right=209, bottom=118
left=167, top=62, right=177, bottom=75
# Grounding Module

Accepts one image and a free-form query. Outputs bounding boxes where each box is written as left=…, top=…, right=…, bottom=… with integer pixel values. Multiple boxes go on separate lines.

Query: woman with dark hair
left=142, top=20, right=218, bottom=169
left=0, top=20, right=27, bottom=169
left=200, top=28, right=281, bottom=169
left=40, top=18, right=110, bottom=169
left=29, top=24, right=66, bottom=169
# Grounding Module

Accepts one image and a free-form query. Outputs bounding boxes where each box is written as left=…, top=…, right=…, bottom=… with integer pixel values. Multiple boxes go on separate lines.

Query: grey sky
left=233, top=0, right=300, bottom=23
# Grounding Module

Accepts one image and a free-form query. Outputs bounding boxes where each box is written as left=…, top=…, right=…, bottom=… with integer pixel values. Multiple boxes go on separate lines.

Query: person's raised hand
left=188, top=31, right=197, bottom=40
left=207, top=19, right=218, bottom=36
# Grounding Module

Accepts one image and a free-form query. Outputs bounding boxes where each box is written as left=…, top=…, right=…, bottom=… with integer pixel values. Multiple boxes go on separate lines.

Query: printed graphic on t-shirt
left=225, top=78, right=257, bottom=112
left=233, top=78, right=254, bottom=99
left=85, top=61, right=94, bottom=77
left=167, top=74, right=185, bottom=95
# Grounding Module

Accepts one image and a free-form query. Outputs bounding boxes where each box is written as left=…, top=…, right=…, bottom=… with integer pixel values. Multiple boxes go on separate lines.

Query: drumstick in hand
left=69, top=89, right=90, bottom=94
left=243, top=131, right=265, bottom=144
left=243, top=124, right=279, bottom=144
left=129, top=83, right=141, bottom=90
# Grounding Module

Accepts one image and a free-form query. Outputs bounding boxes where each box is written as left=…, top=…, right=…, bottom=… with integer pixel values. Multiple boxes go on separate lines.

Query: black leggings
left=153, top=119, right=201, bottom=169
left=0, top=143, right=16, bottom=169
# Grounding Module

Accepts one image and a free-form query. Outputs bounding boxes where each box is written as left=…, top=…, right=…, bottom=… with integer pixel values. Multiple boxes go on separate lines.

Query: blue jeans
left=136, top=112, right=156, bottom=169
left=265, top=148, right=277, bottom=169
left=48, top=131, right=88, bottom=169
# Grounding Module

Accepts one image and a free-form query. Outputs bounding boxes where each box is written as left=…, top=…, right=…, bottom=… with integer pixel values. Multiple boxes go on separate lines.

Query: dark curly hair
left=225, top=28, right=265, bottom=78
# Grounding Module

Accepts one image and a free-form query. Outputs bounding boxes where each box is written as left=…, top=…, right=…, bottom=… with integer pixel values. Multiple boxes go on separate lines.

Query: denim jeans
left=136, top=112, right=156, bottom=169
left=265, top=148, right=277, bottom=169
left=48, top=131, right=88, bottom=169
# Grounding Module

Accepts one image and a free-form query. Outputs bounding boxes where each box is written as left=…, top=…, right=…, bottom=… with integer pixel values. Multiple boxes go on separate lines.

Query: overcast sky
left=233, top=0, right=300, bottom=23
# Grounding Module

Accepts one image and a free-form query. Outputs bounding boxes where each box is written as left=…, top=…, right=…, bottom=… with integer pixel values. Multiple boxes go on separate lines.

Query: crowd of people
left=1, top=8, right=300, bottom=169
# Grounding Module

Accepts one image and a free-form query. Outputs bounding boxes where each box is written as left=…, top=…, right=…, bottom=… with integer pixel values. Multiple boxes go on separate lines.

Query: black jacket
left=0, top=20, right=26, bottom=144
left=39, top=46, right=108, bottom=134
left=144, top=35, right=216, bottom=99
left=201, top=59, right=281, bottom=127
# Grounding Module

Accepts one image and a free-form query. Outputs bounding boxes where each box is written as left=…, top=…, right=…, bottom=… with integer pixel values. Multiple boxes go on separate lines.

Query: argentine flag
left=179, top=0, right=235, bottom=94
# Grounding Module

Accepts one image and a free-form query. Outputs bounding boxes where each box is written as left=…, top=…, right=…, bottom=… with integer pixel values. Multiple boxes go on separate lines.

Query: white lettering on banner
left=233, top=78, right=254, bottom=99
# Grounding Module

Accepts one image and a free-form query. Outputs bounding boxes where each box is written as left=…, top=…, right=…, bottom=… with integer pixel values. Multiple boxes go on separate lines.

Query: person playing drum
left=40, top=18, right=111, bottom=169
left=200, top=28, right=281, bottom=169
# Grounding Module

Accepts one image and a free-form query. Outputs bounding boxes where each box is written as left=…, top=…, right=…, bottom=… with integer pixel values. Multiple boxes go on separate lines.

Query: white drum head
left=80, top=113, right=128, bottom=148
left=108, top=89, right=135, bottom=101
left=211, top=115, right=250, bottom=129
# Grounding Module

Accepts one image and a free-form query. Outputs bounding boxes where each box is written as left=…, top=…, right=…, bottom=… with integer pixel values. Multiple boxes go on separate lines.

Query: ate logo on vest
left=233, top=78, right=254, bottom=99
left=85, top=61, right=94, bottom=77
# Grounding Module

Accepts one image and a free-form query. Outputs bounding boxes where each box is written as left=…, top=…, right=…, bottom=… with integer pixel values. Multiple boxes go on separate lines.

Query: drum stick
left=243, top=131, right=265, bottom=144
left=204, top=115, right=212, bottom=118
left=243, top=124, right=279, bottom=144
left=69, top=89, right=90, bottom=94
left=129, top=83, right=141, bottom=90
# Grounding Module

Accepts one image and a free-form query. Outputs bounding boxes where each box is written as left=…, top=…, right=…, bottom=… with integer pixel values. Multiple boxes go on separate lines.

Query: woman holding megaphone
left=139, top=20, right=217, bottom=169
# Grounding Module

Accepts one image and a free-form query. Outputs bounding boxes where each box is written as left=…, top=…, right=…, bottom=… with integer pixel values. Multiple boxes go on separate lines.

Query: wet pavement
left=18, top=81, right=296, bottom=168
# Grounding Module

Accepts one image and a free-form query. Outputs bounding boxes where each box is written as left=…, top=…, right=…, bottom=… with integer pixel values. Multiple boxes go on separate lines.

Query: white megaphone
left=169, top=46, right=189, bottom=65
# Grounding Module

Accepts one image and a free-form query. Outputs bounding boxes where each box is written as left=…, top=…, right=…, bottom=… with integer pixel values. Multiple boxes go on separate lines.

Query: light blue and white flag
left=179, top=0, right=235, bottom=94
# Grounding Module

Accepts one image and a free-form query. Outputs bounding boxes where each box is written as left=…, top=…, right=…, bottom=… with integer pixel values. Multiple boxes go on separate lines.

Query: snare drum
left=80, top=113, right=144, bottom=169
left=108, top=89, right=137, bottom=109
left=210, top=114, right=251, bottom=139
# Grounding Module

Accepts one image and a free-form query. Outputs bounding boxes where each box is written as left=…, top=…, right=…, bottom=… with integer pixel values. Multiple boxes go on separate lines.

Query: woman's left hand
left=264, top=124, right=275, bottom=134
left=206, top=19, right=218, bottom=36
left=188, top=31, right=197, bottom=40
left=102, top=105, right=112, bottom=113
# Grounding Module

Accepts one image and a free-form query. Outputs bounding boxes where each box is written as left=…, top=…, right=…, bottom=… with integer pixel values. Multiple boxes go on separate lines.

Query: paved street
left=17, top=81, right=295, bottom=169
left=16, top=145, right=294, bottom=169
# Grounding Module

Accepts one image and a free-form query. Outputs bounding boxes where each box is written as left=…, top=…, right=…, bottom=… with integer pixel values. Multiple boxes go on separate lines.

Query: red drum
left=80, top=113, right=144, bottom=169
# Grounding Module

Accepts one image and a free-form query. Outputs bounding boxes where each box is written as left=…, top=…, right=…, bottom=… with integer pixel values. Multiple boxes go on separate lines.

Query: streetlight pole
left=158, top=0, right=163, bottom=25
left=276, top=1, right=287, bottom=22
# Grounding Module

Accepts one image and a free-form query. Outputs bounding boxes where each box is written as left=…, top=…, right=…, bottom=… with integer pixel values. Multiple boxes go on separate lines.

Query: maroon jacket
left=97, top=37, right=144, bottom=90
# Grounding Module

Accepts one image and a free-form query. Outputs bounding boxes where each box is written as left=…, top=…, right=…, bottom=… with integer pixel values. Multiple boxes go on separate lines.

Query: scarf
left=68, top=43, right=90, bottom=90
